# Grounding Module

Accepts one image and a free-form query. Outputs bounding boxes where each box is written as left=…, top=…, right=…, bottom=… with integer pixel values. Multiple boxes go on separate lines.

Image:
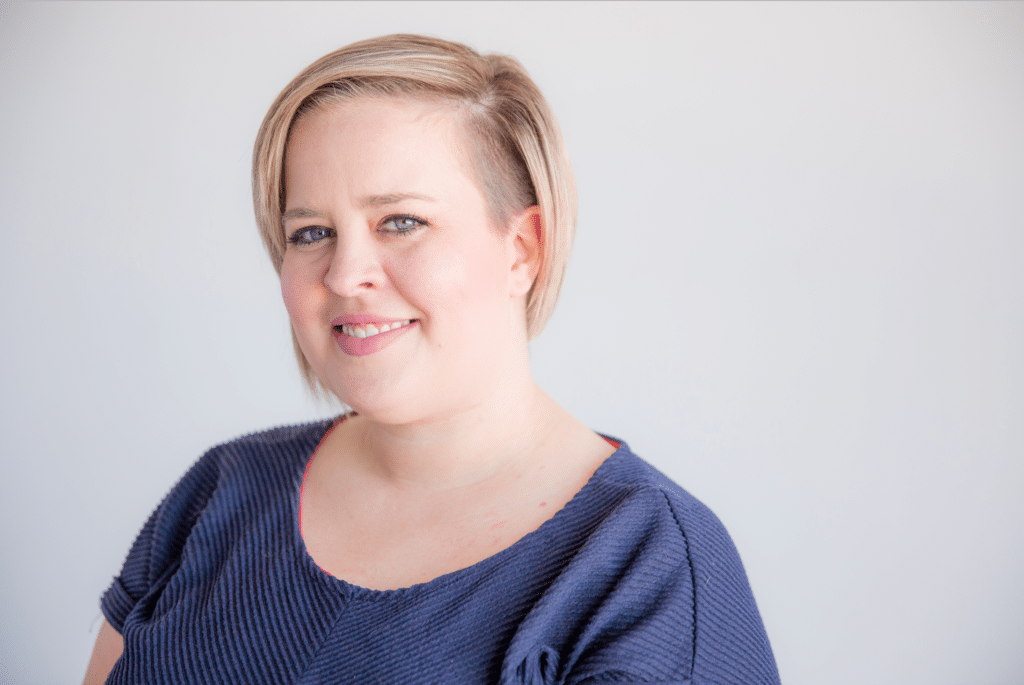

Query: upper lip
left=331, top=314, right=417, bottom=327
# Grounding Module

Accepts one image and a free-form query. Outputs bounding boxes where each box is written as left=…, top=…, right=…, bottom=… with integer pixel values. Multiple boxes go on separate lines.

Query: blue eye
left=287, top=226, right=334, bottom=245
left=381, top=215, right=426, bottom=235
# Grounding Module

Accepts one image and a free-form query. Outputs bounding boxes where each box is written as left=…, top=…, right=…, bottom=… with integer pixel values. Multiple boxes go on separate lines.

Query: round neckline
left=293, top=415, right=627, bottom=600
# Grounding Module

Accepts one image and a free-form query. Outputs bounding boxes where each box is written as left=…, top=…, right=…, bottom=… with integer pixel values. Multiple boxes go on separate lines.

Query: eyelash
left=381, top=214, right=427, bottom=235
left=286, top=226, right=333, bottom=246
left=285, top=214, right=428, bottom=246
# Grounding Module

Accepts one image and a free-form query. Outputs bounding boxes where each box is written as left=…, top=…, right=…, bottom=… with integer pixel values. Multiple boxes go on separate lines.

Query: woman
left=84, top=34, right=779, bottom=684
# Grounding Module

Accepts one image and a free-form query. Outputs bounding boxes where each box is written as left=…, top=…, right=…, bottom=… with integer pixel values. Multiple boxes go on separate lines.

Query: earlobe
left=509, top=205, right=543, bottom=298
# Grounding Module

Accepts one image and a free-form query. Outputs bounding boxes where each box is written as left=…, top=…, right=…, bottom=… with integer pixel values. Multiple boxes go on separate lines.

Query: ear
left=508, top=205, right=543, bottom=298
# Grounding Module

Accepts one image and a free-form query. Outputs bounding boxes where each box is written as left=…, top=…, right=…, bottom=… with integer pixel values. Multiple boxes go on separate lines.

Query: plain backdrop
left=1, top=2, right=1022, bottom=684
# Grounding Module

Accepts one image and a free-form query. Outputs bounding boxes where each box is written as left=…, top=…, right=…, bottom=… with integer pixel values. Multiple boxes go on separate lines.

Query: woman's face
left=280, top=97, right=535, bottom=424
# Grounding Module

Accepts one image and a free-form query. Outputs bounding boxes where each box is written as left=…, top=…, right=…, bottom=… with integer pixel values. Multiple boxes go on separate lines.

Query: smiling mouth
left=334, top=320, right=416, bottom=339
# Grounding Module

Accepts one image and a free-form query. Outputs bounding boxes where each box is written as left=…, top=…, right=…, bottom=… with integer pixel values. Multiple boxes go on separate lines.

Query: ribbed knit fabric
left=101, top=419, right=779, bottom=684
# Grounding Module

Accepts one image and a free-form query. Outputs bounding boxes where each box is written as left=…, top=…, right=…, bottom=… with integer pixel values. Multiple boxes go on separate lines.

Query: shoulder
left=187, top=418, right=332, bottom=483
left=151, top=419, right=332, bottom=517
left=587, top=440, right=732, bottom=552
left=201, top=418, right=335, bottom=470
left=153, top=418, right=333, bottom=535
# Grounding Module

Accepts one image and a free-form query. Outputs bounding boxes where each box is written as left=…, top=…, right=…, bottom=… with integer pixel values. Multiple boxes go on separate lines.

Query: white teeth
left=340, top=320, right=412, bottom=338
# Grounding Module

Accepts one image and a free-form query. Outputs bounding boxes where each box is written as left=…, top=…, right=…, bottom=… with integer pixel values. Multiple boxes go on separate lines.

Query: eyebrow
left=360, top=192, right=437, bottom=207
left=281, top=193, right=437, bottom=222
left=281, top=207, right=323, bottom=221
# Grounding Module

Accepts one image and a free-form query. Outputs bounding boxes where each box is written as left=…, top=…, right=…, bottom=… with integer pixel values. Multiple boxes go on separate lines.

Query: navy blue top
left=101, top=419, right=779, bottom=684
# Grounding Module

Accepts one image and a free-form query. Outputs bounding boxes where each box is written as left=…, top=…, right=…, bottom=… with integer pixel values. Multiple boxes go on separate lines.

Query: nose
left=323, top=232, right=384, bottom=296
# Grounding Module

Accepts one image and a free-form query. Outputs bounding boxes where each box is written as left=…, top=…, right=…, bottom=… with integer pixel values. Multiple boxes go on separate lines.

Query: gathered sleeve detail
left=100, top=447, right=222, bottom=632
left=500, top=471, right=779, bottom=685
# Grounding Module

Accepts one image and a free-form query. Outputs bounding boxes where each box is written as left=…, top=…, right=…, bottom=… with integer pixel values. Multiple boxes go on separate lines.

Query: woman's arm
left=82, top=619, right=123, bottom=685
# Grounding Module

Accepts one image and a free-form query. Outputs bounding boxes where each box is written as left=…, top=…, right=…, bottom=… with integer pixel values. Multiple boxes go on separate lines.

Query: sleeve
left=100, top=449, right=221, bottom=633
left=665, top=491, right=779, bottom=685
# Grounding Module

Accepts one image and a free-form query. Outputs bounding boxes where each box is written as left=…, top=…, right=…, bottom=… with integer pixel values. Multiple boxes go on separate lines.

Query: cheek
left=280, top=280, right=300, bottom=318
left=404, top=244, right=504, bottom=317
left=424, top=251, right=472, bottom=302
left=279, top=258, right=317, bottom=321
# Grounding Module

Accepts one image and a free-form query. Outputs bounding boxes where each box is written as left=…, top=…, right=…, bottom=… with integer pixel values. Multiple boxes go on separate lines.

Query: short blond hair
left=253, top=34, right=577, bottom=394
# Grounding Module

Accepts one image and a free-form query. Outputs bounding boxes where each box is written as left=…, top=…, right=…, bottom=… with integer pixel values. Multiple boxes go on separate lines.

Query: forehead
left=285, top=96, right=476, bottom=190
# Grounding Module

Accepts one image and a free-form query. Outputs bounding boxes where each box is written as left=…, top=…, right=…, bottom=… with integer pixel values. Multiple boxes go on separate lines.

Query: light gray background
left=1, top=2, right=1022, bottom=683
